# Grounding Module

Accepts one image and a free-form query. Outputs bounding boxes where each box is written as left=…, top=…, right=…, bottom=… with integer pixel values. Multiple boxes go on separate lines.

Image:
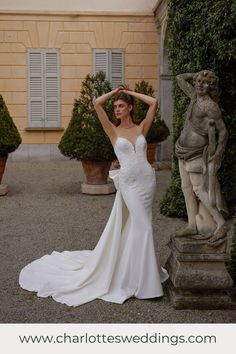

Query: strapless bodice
left=114, top=134, right=147, bottom=168
left=113, top=134, right=155, bottom=191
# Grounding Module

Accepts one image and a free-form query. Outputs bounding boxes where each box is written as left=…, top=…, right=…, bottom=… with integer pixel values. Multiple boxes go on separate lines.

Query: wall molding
left=0, top=10, right=154, bottom=17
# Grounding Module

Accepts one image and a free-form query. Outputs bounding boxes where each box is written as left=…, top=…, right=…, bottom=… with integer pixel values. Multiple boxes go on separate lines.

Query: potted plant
left=134, top=80, right=170, bottom=163
left=0, top=94, right=21, bottom=188
left=59, top=71, right=116, bottom=186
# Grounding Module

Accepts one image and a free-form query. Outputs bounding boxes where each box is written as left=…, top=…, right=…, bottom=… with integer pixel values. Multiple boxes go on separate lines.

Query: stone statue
left=175, top=70, right=229, bottom=245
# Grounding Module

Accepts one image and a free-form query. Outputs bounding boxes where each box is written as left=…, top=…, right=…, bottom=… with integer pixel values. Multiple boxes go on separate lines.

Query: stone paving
left=0, top=160, right=235, bottom=323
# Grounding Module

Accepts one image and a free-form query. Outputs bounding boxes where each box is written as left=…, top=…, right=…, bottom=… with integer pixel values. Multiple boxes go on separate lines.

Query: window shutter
left=28, top=51, right=44, bottom=127
left=93, top=49, right=124, bottom=89
left=28, top=49, right=60, bottom=128
left=93, top=49, right=109, bottom=79
left=110, top=50, right=124, bottom=89
left=44, top=51, right=60, bottom=127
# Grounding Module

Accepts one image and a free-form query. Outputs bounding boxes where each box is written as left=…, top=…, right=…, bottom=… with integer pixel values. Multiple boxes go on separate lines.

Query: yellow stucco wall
left=0, top=12, right=159, bottom=144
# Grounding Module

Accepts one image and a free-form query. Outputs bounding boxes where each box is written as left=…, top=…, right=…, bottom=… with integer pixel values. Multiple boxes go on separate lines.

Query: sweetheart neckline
left=114, top=134, right=144, bottom=150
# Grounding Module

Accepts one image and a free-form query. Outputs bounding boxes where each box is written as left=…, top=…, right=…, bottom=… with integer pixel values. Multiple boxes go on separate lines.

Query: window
left=28, top=49, right=60, bottom=128
left=93, top=49, right=124, bottom=89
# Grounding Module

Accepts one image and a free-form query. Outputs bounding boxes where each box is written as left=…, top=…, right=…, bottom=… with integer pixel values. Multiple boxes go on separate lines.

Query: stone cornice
left=0, top=10, right=154, bottom=17
left=153, top=0, right=169, bottom=14
left=153, top=0, right=168, bottom=27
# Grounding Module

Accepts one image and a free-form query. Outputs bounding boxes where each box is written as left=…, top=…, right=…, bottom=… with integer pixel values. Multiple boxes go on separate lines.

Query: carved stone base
left=166, top=235, right=233, bottom=309
left=166, top=281, right=233, bottom=310
left=0, top=184, right=9, bottom=196
left=81, top=181, right=116, bottom=195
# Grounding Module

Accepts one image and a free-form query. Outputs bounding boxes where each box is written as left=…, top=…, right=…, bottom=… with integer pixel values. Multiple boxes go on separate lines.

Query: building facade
left=0, top=0, right=172, bottom=161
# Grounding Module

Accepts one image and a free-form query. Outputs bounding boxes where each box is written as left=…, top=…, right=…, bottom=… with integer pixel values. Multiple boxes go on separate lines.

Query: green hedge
left=227, top=217, right=236, bottom=284
left=160, top=0, right=236, bottom=217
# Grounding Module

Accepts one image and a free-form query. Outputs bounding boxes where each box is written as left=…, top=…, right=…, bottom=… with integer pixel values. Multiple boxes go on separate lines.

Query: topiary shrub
left=59, top=71, right=116, bottom=162
left=134, top=80, right=170, bottom=143
left=0, top=94, right=22, bottom=158
left=160, top=0, right=236, bottom=217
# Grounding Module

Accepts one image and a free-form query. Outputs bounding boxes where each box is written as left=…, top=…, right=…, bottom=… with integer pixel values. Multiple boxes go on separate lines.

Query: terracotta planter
left=0, top=156, right=7, bottom=184
left=146, top=143, right=158, bottom=164
left=82, top=160, right=112, bottom=185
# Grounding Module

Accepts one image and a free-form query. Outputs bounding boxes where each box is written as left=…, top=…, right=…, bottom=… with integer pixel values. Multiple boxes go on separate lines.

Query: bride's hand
left=120, top=84, right=132, bottom=92
left=114, top=85, right=132, bottom=94
left=114, top=85, right=125, bottom=95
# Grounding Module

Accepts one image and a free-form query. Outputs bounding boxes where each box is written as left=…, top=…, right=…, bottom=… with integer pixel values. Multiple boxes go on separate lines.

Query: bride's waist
left=118, top=160, right=155, bottom=187
left=120, top=159, right=153, bottom=172
left=120, top=158, right=147, bottom=167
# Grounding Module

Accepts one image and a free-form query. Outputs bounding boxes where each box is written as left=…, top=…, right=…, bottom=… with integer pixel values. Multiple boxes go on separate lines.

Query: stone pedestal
left=0, top=184, right=9, bottom=196
left=81, top=181, right=116, bottom=195
left=166, top=235, right=233, bottom=309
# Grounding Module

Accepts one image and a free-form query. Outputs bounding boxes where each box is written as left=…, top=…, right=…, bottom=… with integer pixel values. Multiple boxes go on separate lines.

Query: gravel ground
left=0, top=160, right=235, bottom=323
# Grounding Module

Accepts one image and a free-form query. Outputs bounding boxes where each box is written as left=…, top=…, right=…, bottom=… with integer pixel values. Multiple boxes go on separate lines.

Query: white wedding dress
left=19, top=134, right=168, bottom=306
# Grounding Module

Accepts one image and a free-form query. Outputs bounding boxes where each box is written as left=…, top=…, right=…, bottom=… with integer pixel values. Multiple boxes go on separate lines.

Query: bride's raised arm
left=121, top=89, right=158, bottom=137
left=94, top=87, right=121, bottom=142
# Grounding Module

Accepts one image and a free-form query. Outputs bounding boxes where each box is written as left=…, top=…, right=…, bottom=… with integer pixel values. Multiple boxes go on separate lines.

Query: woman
left=19, top=86, right=168, bottom=306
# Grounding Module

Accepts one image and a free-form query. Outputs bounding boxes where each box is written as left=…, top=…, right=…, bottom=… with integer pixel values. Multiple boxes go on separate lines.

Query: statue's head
left=193, top=70, right=219, bottom=102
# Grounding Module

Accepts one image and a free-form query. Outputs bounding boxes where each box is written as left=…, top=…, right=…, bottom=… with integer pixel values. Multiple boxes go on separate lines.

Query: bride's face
left=114, top=99, right=132, bottom=120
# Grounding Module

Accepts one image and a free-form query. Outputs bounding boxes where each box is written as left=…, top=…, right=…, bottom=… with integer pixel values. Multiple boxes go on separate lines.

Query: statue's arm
left=208, top=104, right=228, bottom=169
left=176, top=73, right=195, bottom=98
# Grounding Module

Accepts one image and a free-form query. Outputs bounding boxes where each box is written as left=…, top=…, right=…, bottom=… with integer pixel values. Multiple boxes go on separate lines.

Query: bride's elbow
left=93, top=97, right=98, bottom=107
left=93, top=99, right=103, bottom=112
left=150, top=98, right=158, bottom=109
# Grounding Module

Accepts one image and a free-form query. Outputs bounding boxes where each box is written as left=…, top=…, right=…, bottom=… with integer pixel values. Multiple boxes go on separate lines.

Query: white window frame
left=93, top=49, right=124, bottom=89
left=27, top=49, right=60, bottom=128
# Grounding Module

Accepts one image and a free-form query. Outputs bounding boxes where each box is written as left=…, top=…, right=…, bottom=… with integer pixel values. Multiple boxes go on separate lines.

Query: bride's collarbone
left=115, top=135, right=145, bottom=153
left=115, top=127, right=143, bottom=146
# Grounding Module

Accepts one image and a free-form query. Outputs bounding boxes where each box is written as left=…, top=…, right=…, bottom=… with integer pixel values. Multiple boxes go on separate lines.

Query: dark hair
left=114, top=91, right=135, bottom=120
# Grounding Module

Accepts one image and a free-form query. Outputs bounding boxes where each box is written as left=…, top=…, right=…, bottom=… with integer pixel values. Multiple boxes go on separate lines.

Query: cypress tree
left=134, top=80, right=170, bottom=143
left=0, top=94, right=21, bottom=158
left=59, top=72, right=116, bottom=162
